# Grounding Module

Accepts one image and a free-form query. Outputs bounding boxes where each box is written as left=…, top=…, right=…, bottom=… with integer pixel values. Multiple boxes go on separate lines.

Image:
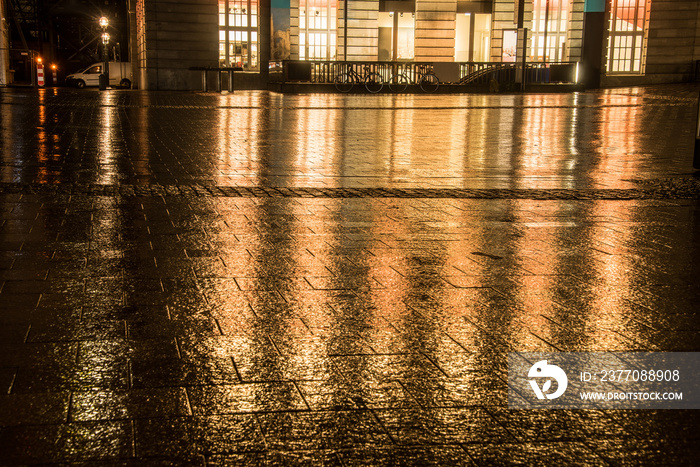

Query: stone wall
left=644, top=0, right=700, bottom=82
left=566, top=0, right=584, bottom=62
left=602, top=0, right=700, bottom=86
left=0, top=0, right=9, bottom=86
left=415, top=0, right=457, bottom=61
left=490, top=0, right=522, bottom=61
left=491, top=0, right=585, bottom=62
left=138, top=0, right=218, bottom=90
left=290, top=0, right=299, bottom=59
left=339, top=0, right=379, bottom=60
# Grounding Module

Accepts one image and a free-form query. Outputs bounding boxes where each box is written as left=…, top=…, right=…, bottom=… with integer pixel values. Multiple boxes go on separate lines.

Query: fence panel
left=282, top=60, right=579, bottom=86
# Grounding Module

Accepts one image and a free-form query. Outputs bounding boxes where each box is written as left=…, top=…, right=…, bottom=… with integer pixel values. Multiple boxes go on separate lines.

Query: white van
left=66, top=62, right=132, bottom=88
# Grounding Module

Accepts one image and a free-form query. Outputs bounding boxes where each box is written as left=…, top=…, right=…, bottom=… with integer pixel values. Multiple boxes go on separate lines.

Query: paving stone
left=0, top=392, right=70, bottom=426
left=338, top=445, right=475, bottom=467
left=0, top=85, right=699, bottom=464
left=187, top=382, right=309, bottom=414
left=256, top=410, right=392, bottom=451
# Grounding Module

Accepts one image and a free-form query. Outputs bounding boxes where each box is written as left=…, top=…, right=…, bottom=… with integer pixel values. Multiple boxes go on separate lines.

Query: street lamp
left=99, top=16, right=109, bottom=89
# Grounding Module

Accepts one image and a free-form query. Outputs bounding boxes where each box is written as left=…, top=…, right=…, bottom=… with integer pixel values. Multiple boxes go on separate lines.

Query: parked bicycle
left=334, top=64, right=384, bottom=93
left=388, top=65, right=439, bottom=93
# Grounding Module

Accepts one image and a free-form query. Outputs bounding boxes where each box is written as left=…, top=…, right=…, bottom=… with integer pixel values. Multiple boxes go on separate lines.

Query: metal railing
left=525, top=62, right=580, bottom=84
left=459, top=62, right=517, bottom=85
left=282, top=60, right=580, bottom=87
left=283, top=61, right=439, bottom=85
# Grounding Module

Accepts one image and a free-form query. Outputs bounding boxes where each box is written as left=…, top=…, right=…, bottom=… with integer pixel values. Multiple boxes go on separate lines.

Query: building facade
left=97, top=0, right=700, bottom=89
left=0, top=0, right=9, bottom=86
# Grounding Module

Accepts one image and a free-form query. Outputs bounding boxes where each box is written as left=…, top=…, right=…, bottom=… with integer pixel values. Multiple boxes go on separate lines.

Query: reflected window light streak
left=521, top=101, right=549, bottom=173
left=496, top=106, right=516, bottom=173
left=517, top=96, right=582, bottom=189
left=98, top=93, right=118, bottom=185
left=508, top=201, right=629, bottom=350
left=293, top=98, right=338, bottom=186
left=568, top=93, right=579, bottom=160
left=464, top=97, right=491, bottom=177
left=35, top=89, right=50, bottom=184
left=447, top=108, right=468, bottom=179
left=592, top=104, right=642, bottom=189
left=133, top=95, right=155, bottom=183
left=585, top=201, right=637, bottom=347
left=387, top=95, right=415, bottom=182
left=216, top=94, right=262, bottom=186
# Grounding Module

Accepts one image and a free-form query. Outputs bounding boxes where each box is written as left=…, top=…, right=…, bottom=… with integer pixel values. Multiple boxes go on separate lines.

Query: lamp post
left=99, top=16, right=109, bottom=90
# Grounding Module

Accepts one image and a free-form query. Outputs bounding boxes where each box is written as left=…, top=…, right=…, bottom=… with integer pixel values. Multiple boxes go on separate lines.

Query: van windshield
left=75, top=65, right=101, bottom=74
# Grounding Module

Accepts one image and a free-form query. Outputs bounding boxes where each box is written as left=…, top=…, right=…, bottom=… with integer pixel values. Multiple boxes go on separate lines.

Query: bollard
left=37, top=63, right=45, bottom=87
left=228, top=69, right=234, bottom=92
left=695, top=90, right=700, bottom=169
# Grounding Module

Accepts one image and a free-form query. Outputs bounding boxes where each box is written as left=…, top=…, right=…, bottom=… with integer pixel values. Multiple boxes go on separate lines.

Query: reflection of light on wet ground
left=592, top=104, right=643, bottom=188
left=98, top=92, right=118, bottom=185
left=216, top=93, right=267, bottom=185
left=293, top=96, right=339, bottom=186
left=1, top=87, right=700, bottom=463
left=1, top=89, right=696, bottom=190
left=35, top=89, right=50, bottom=184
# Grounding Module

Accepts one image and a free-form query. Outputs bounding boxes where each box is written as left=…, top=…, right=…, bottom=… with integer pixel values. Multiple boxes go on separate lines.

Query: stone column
left=581, top=0, right=604, bottom=88
left=0, top=0, right=9, bottom=86
left=415, top=0, right=456, bottom=62
left=340, top=0, right=379, bottom=61
left=141, top=0, right=218, bottom=90
left=127, top=0, right=139, bottom=88
left=260, top=0, right=271, bottom=85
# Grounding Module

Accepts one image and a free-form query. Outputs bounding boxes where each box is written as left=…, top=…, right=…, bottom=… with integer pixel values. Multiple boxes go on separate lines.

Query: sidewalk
left=0, top=85, right=699, bottom=465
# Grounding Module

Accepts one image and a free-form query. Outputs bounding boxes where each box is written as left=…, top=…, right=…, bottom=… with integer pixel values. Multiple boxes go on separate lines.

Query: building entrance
left=378, top=11, right=415, bottom=61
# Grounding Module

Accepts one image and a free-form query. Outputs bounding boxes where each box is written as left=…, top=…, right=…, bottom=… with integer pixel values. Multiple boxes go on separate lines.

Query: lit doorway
left=530, top=0, right=570, bottom=62
left=473, top=14, right=491, bottom=62
left=378, top=12, right=414, bottom=61
left=219, top=0, right=259, bottom=69
left=455, top=14, right=471, bottom=62
left=299, top=0, right=337, bottom=60
left=454, top=12, right=491, bottom=63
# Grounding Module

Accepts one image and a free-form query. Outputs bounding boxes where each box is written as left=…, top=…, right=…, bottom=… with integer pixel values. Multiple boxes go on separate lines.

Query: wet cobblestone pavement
left=1, top=86, right=700, bottom=465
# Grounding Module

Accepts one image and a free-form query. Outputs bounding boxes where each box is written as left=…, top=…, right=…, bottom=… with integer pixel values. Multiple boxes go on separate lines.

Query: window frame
left=299, top=0, right=337, bottom=61
left=606, top=0, right=650, bottom=75
left=219, top=0, right=259, bottom=70
left=529, top=0, right=571, bottom=62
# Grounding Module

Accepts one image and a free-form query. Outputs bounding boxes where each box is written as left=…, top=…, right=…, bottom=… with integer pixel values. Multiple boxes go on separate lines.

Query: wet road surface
left=0, top=86, right=699, bottom=465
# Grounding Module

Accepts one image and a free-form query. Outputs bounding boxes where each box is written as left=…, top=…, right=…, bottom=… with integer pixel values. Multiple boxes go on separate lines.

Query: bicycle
left=334, top=64, right=384, bottom=93
left=388, top=65, right=439, bottom=93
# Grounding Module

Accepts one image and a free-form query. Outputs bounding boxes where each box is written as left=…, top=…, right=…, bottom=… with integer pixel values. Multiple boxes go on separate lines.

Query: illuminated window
left=379, top=12, right=415, bottom=61
left=299, top=0, right=337, bottom=60
left=219, top=0, right=259, bottom=70
left=607, top=0, right=649, bottom=74
left=530, top=0, right=570, bottom=62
